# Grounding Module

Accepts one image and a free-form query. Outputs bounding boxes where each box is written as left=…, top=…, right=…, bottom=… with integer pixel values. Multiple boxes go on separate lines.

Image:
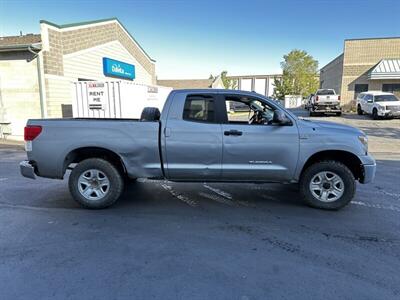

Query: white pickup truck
left=308, top=89, right=341, bottom=116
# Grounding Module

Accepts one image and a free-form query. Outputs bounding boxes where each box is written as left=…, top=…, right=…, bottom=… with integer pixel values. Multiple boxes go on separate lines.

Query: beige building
left=320, top=37, right=400, bottom=108
left=0, top=18, right=156, bottom=139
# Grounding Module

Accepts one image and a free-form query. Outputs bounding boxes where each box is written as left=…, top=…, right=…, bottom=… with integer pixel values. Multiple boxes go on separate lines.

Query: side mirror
left=273, top=110, right=292, bottom=125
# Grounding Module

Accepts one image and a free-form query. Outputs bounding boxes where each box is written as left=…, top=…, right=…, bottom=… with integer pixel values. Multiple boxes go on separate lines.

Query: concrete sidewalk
left=0, top=139, right=24, bottom=149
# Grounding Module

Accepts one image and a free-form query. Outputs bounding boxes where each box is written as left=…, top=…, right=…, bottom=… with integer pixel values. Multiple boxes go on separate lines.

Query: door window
left=183, top=95, right=216, bottom=123
left=224, top=96, right=274, bottom=125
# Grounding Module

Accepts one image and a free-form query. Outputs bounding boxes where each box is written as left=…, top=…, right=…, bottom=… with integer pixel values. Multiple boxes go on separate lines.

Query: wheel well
left=64, top=147, right=126, bottom=175
left=301, top=150, right=364, bottom=181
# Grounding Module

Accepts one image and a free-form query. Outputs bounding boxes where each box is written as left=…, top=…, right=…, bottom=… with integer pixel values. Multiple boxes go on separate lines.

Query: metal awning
left=368, top=59, right=400, bottom=80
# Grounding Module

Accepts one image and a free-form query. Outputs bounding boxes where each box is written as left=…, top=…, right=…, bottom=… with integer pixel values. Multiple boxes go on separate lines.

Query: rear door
left=220, top=95, right=299, bottom=182
left=163, top=93, right=223, bottom=180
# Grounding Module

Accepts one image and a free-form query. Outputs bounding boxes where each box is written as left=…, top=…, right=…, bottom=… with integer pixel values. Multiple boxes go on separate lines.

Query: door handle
left=224, top=130, right=243, bottom=136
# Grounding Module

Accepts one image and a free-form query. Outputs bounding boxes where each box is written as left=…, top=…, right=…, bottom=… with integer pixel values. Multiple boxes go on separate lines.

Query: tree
left=220, top=71, right=237, bottom=89
left=273, top=50, right=319, bottom=99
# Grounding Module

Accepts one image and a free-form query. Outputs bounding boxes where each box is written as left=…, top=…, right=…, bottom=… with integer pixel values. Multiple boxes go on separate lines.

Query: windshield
left=316, top=89, right=335, bottom=95
left=374, top=94, right=399, bottom=102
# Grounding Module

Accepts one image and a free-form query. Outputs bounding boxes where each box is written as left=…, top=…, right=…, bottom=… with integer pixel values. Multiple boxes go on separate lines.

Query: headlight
left=378, top=105, right=385, bottom=111
left=358, top=135, right=368, bottom=152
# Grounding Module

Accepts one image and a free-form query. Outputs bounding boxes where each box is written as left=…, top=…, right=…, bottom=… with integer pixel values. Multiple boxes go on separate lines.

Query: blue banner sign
left=102, top=57, right=135, bottom=80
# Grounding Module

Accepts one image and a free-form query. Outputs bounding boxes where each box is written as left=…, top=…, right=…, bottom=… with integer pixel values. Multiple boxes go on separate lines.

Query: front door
left=363, top=94, right=374, bottom=114
left=221, top=95, right=299, bottom=182
left=164, top=93, right=223, bottom=180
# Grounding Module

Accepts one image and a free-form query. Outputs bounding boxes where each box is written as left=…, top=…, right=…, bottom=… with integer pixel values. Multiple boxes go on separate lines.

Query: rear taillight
left=24, top=125, right=42, bottom=141
left=338, top=95, right=341, bottom=101
left=316, top=96, right=319, bottom=101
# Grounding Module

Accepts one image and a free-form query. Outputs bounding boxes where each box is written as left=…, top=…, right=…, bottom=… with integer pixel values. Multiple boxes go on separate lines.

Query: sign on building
left=103, top=57, right=135, bottom=80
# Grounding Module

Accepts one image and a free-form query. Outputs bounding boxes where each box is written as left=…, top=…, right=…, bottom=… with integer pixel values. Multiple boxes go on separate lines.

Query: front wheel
left=372, top=108, right=379, bottom=120
left=300, top=161, right=356, bottom=210
left=69, top=158, right=124, bottom=209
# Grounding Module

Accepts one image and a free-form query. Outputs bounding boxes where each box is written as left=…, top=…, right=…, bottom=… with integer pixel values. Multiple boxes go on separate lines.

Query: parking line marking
left=0, top=178, right=8, bottom=182
left=198, top=192, right=235, bottom=206
left=203, top=184, right=233, bottom=199
left=351, top=201, right=400, bottom=213
left=159, top=183, right=198, bottom=207
left=203, top=183, right=252, bottom=207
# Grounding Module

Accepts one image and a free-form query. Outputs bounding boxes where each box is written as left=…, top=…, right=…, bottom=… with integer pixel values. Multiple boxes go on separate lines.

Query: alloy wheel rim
left=78, top=169, right=110, bottom=200
left=309, top=171, right=344, bottom=202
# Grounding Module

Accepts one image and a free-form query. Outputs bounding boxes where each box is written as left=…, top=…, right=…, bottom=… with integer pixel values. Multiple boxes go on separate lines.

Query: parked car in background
left=308, top=89, right=341, bottom=116
left=304, top=94, right=314, bottom=109
left=20, top=89, right=375, bottom=211
left=357, top=91, right=400, bottom=119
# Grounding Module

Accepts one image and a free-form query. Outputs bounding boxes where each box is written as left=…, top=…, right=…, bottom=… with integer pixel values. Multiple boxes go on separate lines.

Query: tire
left=299, top=160, right=356, bottom=210
left=372, top=108, right=378, bottom=120
left=140, top=107, right=161, bottom=121
left=68, top=158, right=124, bottom=209
left=357, top=105, right=363, bottom=115
left=336, top=112, right=342, bottom=116
left=309, top=110, right=315, bottom=117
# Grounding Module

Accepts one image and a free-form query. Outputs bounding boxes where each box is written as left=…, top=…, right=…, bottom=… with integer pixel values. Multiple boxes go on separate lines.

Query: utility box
left=72, top=81, right=173, bottom=119
left=284, top=95, right=303, bottom=108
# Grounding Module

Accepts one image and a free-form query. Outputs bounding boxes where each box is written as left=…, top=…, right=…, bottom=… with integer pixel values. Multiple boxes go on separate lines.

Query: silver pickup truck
left=20, top=89, right=376, bottom=210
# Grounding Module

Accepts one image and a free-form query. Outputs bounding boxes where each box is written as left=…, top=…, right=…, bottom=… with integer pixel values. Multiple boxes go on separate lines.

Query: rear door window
left=183, top=95, right=216, bottom=123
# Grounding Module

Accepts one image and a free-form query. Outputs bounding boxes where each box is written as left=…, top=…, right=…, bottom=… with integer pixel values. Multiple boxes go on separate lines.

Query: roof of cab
left=360, top=91, right=394, bottom=96
left=170, top=89, right=268, bottom=98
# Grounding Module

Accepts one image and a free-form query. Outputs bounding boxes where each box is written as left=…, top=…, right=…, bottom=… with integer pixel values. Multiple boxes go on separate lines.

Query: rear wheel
left=357, top=105, right=363, bottom=115
left=69, top=158, right=124, bottom=209
left=300, top=161, right=356, bottom=210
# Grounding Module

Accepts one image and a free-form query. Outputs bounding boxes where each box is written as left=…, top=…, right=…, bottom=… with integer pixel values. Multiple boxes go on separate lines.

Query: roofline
left=345, top=36, right=400, bottom=42
left=157, top=79, right=213, bottom=81
left=320, top=53, right=344, bottom=71
left=40, top=18, right=155, bottom=62
left=227, top=74, right=282, bottom=78
left=0, top=43, right=42, bottom=52
left=40, top=18, right=118, bottom=29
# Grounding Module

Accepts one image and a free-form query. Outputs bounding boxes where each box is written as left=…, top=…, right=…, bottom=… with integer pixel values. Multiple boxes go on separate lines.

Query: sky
left=1, top=0, right=399, bottom=79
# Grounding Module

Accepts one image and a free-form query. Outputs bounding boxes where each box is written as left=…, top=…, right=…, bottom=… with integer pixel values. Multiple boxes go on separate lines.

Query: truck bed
left=26, top=118, right=163, bottom=180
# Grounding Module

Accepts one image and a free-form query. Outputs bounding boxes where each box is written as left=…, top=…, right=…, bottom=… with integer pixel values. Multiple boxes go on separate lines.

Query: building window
left=183, top=95, right=216, bottom=123
left=354, top=84, right=368, bottom=99
left=382, top=84, right=400, bottom=97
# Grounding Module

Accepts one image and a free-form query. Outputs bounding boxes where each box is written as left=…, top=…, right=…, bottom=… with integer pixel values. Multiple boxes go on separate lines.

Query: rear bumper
left=20, top=160, right=36, bottom=179
left=312, top=104, right=341, bottom=113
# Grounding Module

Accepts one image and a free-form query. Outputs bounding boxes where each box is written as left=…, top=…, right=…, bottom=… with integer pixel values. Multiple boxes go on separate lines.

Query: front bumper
left=361, top=163, right=376, bottom=184
left=358, top=154, right=376, bottom=184
left=20, top=160, right=36, bottom=179
left=378, top=110, right=400, bottom=118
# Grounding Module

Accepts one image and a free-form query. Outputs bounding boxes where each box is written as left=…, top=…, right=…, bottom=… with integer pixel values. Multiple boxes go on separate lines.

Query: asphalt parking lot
left=0, top=111, right=399, bottom=299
